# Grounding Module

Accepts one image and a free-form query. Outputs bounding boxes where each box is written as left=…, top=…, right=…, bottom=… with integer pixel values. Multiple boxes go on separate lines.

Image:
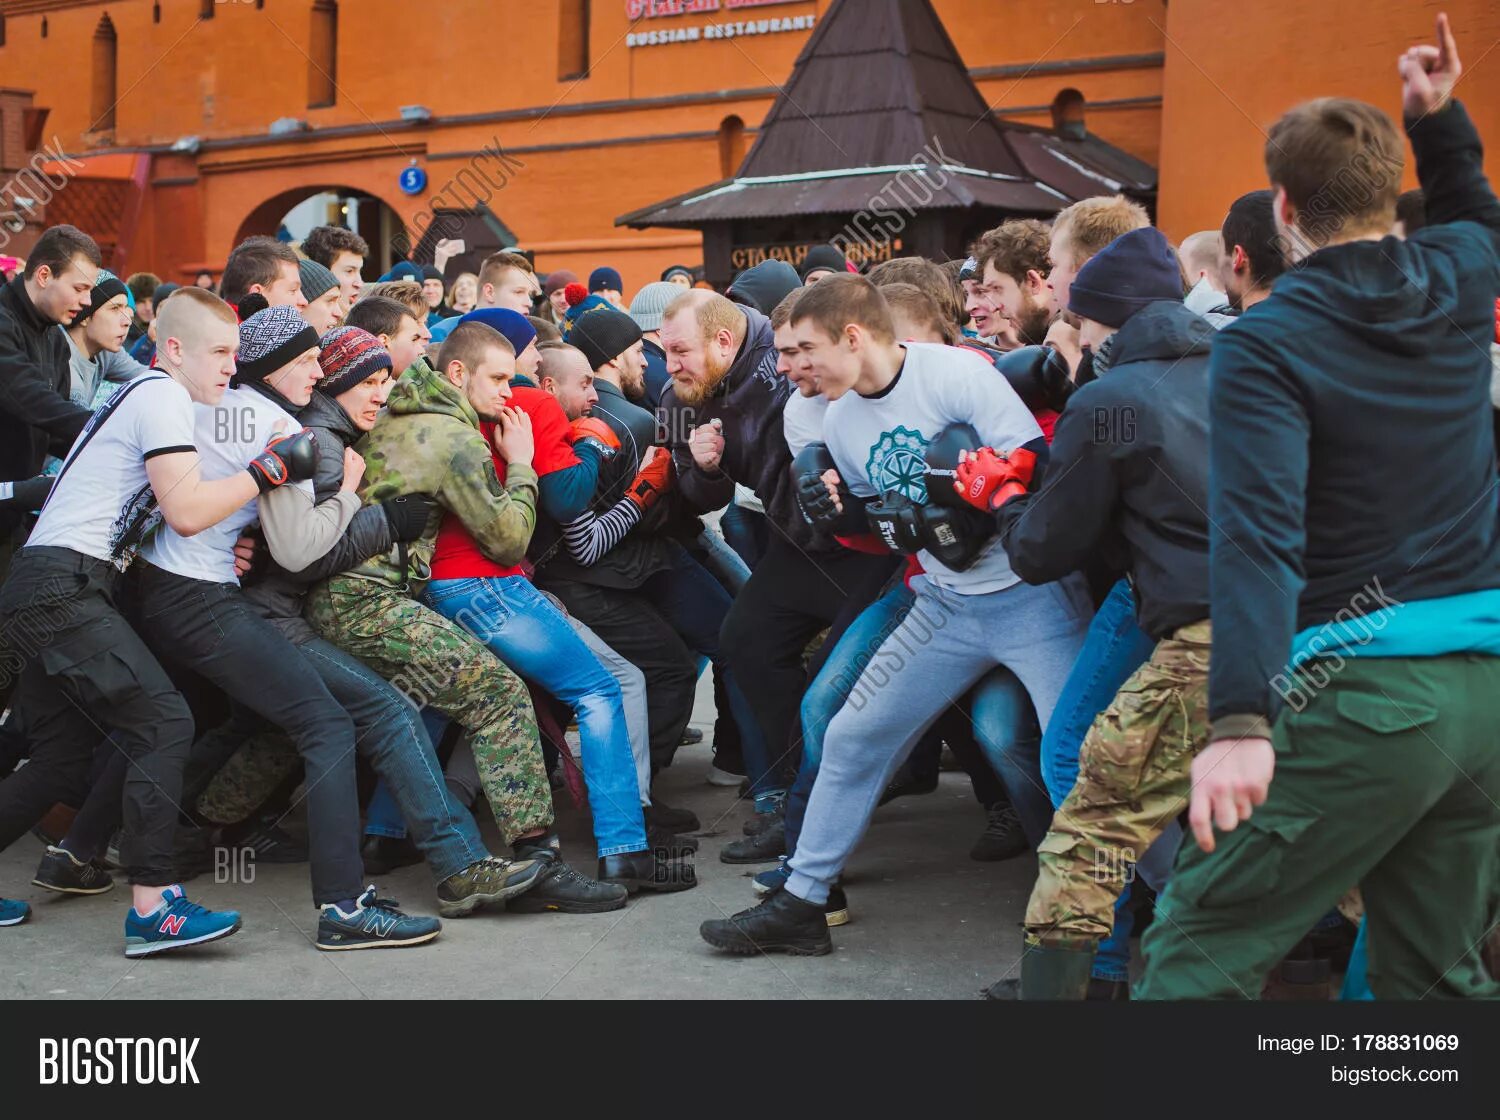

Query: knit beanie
left=317, top=326, right=392, bottom=397
left=570, top=307, right=643, bottom=372
left=589, top=266, right=623, bottom=293
left=800, top=244, right=848, bottom=280
left=151, top=281, right=180, bottom=311
left=563, top=283, right=611, bottom=330
left=660, top=264, right=695, bottom=285
left=459, top=307, right=537, bottom=358
left=235, top=304, right=321, bottom=385
left=69, top=269, right=132, bottom=327
left=1068, top=227, right=1184, bottom=329
left=628, top=281, right=682, bottom=333
left=543, top=269, right=578, bottom=296
left=298, top=258, right=339, bottom=304
left=421, top=264, right=444, bottom=283
left=378, top=261, right=423, bottom=283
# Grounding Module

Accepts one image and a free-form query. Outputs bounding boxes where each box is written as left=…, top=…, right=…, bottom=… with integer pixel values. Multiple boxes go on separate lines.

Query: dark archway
left=233, top=185, right=406, bottom=278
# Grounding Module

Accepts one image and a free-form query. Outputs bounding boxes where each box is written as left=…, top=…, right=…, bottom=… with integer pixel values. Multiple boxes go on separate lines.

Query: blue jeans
left=719, top=502, right=768, bottom=570
left=364, top=709, right=471, bottom=839
left=421, top=576, right=647, bottom=857
left=1041, top=578, right=1158, bottom=981
left=643, top=542, right=774, bottom=802
left=969, top=668, right=1049, bottom=845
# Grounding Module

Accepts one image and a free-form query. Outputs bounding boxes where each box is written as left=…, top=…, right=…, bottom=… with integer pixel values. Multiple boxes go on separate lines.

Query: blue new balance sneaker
left=0, top=898, right=31, bottom=926
left=316, top=887, right=441, bottom=951
left=124, top=886, right=242, bottom=957
left=752, top=858, right=790, bottom=896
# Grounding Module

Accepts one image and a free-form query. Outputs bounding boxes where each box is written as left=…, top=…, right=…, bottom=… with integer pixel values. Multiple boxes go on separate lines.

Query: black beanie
left=1067, top=227, right=1184, bottom=328
left=69, top=276, right=130, bottom=327
left=570, top=307, right=643, bottom=372
left=799, top=244, right=847, bottom=280
left=421, top=264, right=444, bottom=282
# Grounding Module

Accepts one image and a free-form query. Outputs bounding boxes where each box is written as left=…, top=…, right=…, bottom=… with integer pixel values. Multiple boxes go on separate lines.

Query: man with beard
left=973, top=220, right=1054, bottom=347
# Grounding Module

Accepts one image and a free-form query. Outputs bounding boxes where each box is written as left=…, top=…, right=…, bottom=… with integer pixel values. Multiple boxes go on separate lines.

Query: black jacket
left=0, top=275, right=93, bottom=540
left=999, top=299, right=1213, bottom=640
left=659, top=304, right=822, bottom=547
left=1207, top=100, right=1500, bottom=736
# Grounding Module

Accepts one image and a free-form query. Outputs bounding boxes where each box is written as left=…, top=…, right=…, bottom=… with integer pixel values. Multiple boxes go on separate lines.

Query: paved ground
left=0, top=679, right=1037, bottom=1000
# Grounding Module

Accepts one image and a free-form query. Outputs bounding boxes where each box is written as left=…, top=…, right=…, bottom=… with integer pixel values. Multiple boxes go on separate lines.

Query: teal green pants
left=1139, top=654, right=1500, bottom=1000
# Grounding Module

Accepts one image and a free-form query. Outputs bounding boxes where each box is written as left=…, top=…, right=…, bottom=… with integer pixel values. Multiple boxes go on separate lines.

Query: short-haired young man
left=0, top=288, right=302, bottom=949
left=220, top=235, right=306, bottom=312
left=298, top=258, right=345, bottom=335
left=700, top=276, right=1089, bottom=955
left=478, top=252, right=539, bottom=314
left=125, top=271, right=160, bottom=345
left=1046, top=194, right=1151, bottom=317
left=345, top=294, right=429, bottom=376
left=357, top=281, right=428, bottom=326
left=972, top=219, right=1054, bottom=346
left=302, top=225, right=369, bottom=306
left=1140, top=16, right=1500, bottom=1000
left=1219, top=189, right=1286, bottom=311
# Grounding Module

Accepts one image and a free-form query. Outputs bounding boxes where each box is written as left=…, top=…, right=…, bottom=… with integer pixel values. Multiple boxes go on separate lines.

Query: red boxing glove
left=953, top=446, right=1037, bottom=512
left=626, top=448, right=674, bottom=512
left=569, top=416, right=620, bottom=460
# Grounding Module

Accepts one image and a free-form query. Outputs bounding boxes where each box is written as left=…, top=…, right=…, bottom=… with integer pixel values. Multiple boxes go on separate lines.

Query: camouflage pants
left=1025, top=620, right=1210, bottom=948
left=194, top=729, right=300, bottom=826
left=305, top=578, right=551, bottom=843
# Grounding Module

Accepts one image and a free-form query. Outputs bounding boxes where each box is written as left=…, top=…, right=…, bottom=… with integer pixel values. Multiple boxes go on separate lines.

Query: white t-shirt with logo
left=27, top=374, right=197, bottom=567
left=824, top=342, right=1041, bottom=596
left=142, top=385, right=313, bottom=585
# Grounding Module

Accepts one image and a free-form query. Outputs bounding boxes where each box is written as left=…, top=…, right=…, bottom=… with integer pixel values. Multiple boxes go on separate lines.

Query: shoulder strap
left=40, top=374, right=171, bottom=514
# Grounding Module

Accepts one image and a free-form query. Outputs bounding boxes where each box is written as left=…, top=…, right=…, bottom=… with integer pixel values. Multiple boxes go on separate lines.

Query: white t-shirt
left=27, top=374, right=197, bottom=567
left=142, top=385, right=313, bottom=585
left=782, top=391, right=829, bottom=457
left=824, top=342, right=1041, bottom=596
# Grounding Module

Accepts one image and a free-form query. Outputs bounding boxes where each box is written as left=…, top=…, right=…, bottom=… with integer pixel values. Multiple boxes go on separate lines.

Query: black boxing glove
left=992, top=345, right=1075, bottom=414
left=865, top=491, right=924, bottom=554
left=914, top=502, right=994, bottom=572
left=246, top=429, right=318, bottom=493
left=792, top=442, right=869, bottom=535
left=382, top=493, right=438, bottom=543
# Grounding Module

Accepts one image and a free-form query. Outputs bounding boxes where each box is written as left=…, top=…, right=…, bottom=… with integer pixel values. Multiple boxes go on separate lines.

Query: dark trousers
left=721, top=535, right=899, bottom=783
left=538, top=575, right=697, bottom=774
left=136, top=565, right=363, bottom=905
left=0, top=547, right=194, bottom=885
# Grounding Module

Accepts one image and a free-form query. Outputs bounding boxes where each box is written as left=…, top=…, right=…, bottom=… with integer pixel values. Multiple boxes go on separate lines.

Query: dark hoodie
left=727, top=259, right=801, bottom=315
left=658, top=304, right=816, bottom=546
left=1208, top=100, right=1500, bottom=738
left=998, top=299, right=1214, bottom=640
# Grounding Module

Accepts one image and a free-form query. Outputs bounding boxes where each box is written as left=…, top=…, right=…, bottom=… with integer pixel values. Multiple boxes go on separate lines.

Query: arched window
left=91, top=15, right=118, bottom=134
left=558, top=0, right=590, bottom=81
left=308, top=1, right=338, bottom=108
left=1051, top=88, right=1087, bottom=140
left=718, top=115, right=746, bottom=179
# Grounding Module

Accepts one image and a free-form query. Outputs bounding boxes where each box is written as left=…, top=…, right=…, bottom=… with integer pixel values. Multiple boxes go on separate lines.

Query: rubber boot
left=1019, top=944, right=1095, bottom=1000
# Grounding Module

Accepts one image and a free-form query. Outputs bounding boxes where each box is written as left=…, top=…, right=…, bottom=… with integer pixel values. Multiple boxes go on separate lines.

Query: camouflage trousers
left=1025, top=620, right=1210, bottom=948
left=194, top=727, right=300, bottom=827
left=305, top=577, right=552, bottom=844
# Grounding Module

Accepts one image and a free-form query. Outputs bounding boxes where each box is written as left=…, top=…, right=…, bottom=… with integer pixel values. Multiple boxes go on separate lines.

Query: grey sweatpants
left=786, top=574, right=1092, bottom=904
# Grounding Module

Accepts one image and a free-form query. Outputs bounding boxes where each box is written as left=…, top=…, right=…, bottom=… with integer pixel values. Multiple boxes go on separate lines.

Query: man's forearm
left=1408, top=99, right=1500, bottom=233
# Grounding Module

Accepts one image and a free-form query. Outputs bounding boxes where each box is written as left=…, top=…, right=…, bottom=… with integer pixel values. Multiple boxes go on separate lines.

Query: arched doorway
left=233, top=185, right=407, bottom=278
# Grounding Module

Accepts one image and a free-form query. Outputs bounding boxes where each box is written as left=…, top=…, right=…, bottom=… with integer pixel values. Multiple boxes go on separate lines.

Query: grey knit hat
left=628, top=281, right=682, bottom=333
left=236, top=305, right=320, bottom=385
left=298, top=257, right=339, bottom=303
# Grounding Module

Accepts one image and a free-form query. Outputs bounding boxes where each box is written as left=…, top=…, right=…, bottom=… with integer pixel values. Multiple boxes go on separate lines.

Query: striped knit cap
left=235, top=304, right=320, bottom=386
left=316, top=325, right=392, bottom=397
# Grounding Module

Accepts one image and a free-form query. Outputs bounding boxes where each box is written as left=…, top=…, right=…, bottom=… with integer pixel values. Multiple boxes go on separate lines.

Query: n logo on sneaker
left=160, top=914, right=187, bottom=936
left=362, top=912, right=397, bottom=937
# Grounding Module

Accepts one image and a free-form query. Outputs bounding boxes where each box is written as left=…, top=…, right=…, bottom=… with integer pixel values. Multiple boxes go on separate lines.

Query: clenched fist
left=689, top=418, right=725, bottom=472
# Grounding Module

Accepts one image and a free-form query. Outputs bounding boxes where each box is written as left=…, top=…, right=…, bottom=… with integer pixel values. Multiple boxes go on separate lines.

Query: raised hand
left=1399, top=12, right=1461, bottom=119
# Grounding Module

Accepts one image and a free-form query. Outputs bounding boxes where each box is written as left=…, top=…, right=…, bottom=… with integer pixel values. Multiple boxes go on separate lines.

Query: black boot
left=983, top=944, right=1095, bottom=1000
left=360, top=834, right=421, bottom=876
left=598, top=849, right=697, bottom=893
left=720, top=812, right=785, bottom=864
left=508, top=847, right=628, bottom=914
left=645, top=797, right=700, bottom=834
left=970, top=804, right=1027, bottom=861
left=647, top=826, right=699, bottom=855
left=699, top=888, right=831, bottom=956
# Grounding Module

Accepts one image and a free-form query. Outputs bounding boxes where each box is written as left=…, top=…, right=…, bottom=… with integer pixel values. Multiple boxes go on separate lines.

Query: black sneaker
left=316, top=888, right=441, bottom=951
left=970, top=804, right=1028, bottom=861
left=699, top=887, right=831, bottom=956
left=645, top=798, right=700, bottom=834
left=878, top=771, right=939, bottom=806
left=598, top=849, right=697, bottom=893
left=720, top=814, right=785, bottom=864
left=234, top=819, right=308, bottom=864
left=509, top=851, right=628, bottom=914
left=32, top=845, right=115, bottom=895
left=762, top=879, right=850, bottom=928
left=437, top=856, right=543, bottom=918
left=679, top=726, right=705, bottom=746
left=360, top=835, right=422, bottom=876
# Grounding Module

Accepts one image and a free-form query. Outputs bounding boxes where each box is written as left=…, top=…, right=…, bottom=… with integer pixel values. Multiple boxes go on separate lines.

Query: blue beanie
left=428, top=314, right=463, bottom=344
left=378, top=261, right=423, bottom=283
left=459, top=307, right=537, bottom=358
left=565, top=293, right=610, bottom=330
left=1067, top=227, right=1184, bottom=328
left=588, top=266, right=622, bottom=293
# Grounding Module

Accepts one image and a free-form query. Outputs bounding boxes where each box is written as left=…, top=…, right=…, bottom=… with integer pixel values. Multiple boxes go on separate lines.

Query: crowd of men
left=0, top=16, right=1495, bottom=997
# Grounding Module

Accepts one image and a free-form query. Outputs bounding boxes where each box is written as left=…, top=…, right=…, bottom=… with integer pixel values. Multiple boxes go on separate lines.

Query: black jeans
left=136, top=565, right=364, bottom=905
left=721, top=535, right=900, bottom=781
left=539, top=576, right=697, bottom=773
left=0, top=547, right=194, bottom=885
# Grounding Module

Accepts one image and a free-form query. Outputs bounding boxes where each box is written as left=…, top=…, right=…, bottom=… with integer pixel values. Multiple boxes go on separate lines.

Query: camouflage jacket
left=337, top=358, right=538, bottom=593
